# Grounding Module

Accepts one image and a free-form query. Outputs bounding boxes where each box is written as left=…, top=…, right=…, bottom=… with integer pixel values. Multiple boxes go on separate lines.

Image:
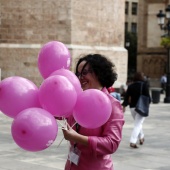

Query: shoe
left=130, top=143, right=138, bottom=148
left=139, top=138, right=145, bottom=145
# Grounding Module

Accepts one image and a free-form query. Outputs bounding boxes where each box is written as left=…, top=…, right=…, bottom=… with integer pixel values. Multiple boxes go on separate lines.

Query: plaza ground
left=0, top=94, right=170, bottom=170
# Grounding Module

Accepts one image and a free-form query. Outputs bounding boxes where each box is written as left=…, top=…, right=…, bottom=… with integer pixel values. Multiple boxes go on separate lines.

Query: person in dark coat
left=122, top=72, right=151, bottom=148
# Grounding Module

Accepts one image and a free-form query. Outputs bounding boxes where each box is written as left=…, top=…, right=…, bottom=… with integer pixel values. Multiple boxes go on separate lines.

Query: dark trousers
left=161, top=83, right=166, bottom=94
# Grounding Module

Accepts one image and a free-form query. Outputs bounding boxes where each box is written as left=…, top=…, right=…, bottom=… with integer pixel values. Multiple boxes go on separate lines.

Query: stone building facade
left=125, top=0, right=138, bottom=33
left=0, top=0, right=127, bottom=87
left=138, top=0, right=169, bottom=86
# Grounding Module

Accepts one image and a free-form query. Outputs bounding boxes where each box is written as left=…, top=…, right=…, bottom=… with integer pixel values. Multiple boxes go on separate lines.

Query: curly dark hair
left=133, top=72, right=144, bottom=82
left=75, top=54, right=117, bottom=88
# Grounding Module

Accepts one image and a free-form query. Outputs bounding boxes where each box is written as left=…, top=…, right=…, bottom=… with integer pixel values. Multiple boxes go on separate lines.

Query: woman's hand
left=62, top=125, right=79, bottom=142
left=62, top=124, right=88, bottom=146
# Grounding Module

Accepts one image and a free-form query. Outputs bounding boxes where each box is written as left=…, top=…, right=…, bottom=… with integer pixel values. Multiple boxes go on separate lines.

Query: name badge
left=68, top=146, right=81, bottom=166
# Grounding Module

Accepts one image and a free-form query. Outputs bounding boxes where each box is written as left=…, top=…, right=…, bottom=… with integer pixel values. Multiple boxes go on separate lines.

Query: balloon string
left=57, top=137, right=65, bottom=148
left=56, top=120, right=65, bottom=127
left=71, top=121, right=77, bottom=128
left=56, top=119, right=77, bottom=148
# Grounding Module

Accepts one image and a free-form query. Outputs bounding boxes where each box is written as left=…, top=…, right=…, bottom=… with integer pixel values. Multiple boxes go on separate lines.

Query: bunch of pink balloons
left=0, top=41, right=78, bottom=152
left=0, top=40, right=113, bottom=152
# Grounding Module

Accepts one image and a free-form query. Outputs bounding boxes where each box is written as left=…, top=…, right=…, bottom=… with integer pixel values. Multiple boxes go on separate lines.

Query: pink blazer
left=65, top=87, right=124, bottom=170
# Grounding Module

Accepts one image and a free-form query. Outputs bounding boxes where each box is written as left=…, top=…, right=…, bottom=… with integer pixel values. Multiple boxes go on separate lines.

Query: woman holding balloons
left=62, top=54, right=124, bottom=170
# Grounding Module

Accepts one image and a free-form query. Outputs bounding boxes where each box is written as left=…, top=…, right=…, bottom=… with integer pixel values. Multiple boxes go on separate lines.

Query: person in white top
left=160, top=74, right=167, bottom=94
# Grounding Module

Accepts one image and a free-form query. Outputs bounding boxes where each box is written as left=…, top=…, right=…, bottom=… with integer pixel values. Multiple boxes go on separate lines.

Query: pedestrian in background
left=107, top=86, right=121, bottom=101
left=160, top=73, right=167, bottom=94
left=119, top=78, right=132, bottom=99
left=122, top=72, right=151, bottom=148
left=62, top=54, right=124, bottom=170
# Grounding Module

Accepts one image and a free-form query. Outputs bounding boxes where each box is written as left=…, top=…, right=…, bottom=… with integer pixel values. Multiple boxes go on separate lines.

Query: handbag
left=135, top=83, right=149, bottom=117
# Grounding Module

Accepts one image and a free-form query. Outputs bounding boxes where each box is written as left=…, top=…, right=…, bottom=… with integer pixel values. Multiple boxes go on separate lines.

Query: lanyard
left=74, top=123, right=80, bottom=148
left=76, top=123, right=80, bottom=132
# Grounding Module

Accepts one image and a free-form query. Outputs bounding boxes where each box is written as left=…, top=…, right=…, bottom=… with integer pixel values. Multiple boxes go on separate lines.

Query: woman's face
left=77, top=61, right=102, bottom=91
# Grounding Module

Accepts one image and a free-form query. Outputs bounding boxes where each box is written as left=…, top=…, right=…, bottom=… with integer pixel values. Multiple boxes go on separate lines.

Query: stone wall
left=0, top=0, right=71, bottom=44
left=0, top=0, right=127, bottom=88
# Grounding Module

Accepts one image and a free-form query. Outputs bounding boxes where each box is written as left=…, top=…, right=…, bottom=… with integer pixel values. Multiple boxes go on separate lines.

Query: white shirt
left=160, top=75, right=167, bottom=83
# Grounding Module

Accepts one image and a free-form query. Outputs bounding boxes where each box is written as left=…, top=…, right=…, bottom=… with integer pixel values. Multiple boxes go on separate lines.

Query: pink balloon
left=73, top=89, right=112, bottom=129
left=39, top=75, right=77, bottom=117
left=38, top=41, right=71, bottom=79
left=0, top=76, right=41, bottom=118
left=63, top=111, right=73, bottom=118
left=11, top=108, right=58, bottom=152
left=50, top=68, right=82, bottom=95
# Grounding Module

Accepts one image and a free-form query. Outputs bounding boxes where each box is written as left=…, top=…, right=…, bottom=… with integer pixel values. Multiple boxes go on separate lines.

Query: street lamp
left=157, top=5, right=170, bottom=103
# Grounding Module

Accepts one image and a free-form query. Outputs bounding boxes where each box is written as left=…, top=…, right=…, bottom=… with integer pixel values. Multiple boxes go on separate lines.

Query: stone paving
left=0, top=94, right=170, bottom=170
